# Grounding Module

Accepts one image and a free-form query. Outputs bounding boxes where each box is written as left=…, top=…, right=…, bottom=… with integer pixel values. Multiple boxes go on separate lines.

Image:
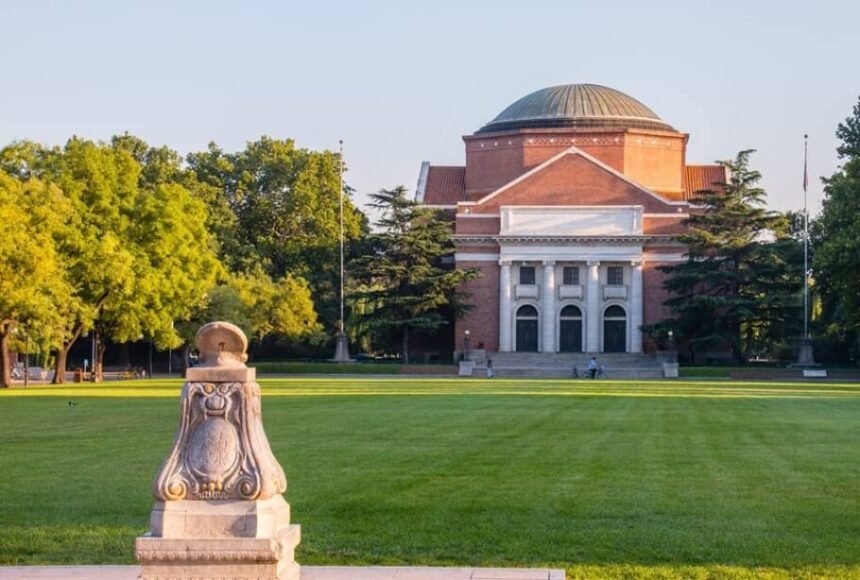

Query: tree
left=656, top=150, right=800, bottom=362
left=175, top=270, right=321, bottom=366
left=1, top=137, right=221, bottom=382
left=351, top=186, right=478, bottom=362
left=0, top=171, right=73, bottom=386
left=813, top=96, right=860, bottom=358
left=186, top=137, right=367, bottom=331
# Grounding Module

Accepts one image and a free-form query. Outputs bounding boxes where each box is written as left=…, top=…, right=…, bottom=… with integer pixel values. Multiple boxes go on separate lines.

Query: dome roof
left=478, top=83, right=674, bottom=134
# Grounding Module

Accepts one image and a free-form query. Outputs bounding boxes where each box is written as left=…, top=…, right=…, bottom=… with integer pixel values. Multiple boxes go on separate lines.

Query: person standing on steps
left=587, top=356, right=598, bottom=379
left=486, top=358, right=494, bottom=378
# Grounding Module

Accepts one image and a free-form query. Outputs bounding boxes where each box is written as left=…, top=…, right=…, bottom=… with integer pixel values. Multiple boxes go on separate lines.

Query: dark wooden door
left=516, top=320, right=538, bottom=352
left=559, top=320, right=583, bottom=352
left=604, top=320, right=626, bottom=352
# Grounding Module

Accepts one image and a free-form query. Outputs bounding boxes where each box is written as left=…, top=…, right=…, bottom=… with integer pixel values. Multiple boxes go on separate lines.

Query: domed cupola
left=478, top=83, right=674, bottom=133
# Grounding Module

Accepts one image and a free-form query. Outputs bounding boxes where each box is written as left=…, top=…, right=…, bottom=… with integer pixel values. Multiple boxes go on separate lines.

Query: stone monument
left=136, top=321, right=300, bottom=580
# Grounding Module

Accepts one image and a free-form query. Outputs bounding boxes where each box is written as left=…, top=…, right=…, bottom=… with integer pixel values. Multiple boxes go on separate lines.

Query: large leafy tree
left=1, top=137, right=221, bottom=382
left=657, top=150, right=801, bottom=362
left=813, top=96, right=860, bottom=356
left=351, top=186, right=477, bottom=362
left=186, top=137, right=367, bottom=331
left=0, top=172, right=74, bottom=387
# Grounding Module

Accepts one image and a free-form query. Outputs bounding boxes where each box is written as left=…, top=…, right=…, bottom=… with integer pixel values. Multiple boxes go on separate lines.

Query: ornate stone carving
left=153, top=379, right=286, bottom=502
left=152, top=323, right=286, bottom=502
left=137, top=321, right=300, bottom=580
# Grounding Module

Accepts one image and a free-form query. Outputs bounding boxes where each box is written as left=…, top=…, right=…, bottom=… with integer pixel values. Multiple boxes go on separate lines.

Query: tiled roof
left=685, top=165, right=727, bottom=199
left=422, top=166, right=465, bottom=205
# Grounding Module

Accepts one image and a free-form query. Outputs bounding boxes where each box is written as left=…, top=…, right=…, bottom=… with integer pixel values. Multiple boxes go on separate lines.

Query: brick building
left=415, top=83, right=725, bottom=358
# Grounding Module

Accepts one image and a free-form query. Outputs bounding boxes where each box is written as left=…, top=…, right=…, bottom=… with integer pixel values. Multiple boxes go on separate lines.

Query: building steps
left=473, top=351, right=665, bottom=379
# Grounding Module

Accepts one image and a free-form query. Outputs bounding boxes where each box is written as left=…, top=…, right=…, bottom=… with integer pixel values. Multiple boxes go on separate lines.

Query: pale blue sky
left=1, top=0, right=857, bottom=216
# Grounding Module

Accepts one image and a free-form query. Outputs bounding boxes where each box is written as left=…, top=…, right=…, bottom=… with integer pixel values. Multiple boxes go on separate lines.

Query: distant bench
left=802, top=369, right=828, bottom=378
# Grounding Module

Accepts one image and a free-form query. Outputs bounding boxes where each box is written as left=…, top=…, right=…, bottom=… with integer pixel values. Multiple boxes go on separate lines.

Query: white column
left=631, top=259, right=644, bottom=353
left=541, top=260, right=556, bottom=352
left=586, top=260, right=600, bottom=352
left=498, top=260, right=512, bottom=352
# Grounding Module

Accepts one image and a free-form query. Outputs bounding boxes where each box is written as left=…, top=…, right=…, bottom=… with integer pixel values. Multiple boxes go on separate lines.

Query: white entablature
left=500, top=205, right=644, bottom=237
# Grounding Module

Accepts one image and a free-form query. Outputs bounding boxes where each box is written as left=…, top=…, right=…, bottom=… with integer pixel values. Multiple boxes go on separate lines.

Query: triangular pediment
left=464, top=146, right=685, bottom=212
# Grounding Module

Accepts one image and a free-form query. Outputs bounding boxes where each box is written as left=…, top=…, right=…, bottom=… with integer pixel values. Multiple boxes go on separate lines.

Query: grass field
left=1, top=378, right=859, bottom=579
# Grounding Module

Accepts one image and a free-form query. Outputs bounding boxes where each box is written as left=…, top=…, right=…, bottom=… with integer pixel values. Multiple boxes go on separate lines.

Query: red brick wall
left=476, top=153, right=678, bottom=213
left=455, top=260, right=499, bottom=352
left=455, top=217, right=501, bottom=235
left=464, top=135, right=526, bottom=194
left=643, top=262, right=673, bottom=327
left=622, top=132, right=687, bottom=195
left=643, top=216, right=687, bottom=235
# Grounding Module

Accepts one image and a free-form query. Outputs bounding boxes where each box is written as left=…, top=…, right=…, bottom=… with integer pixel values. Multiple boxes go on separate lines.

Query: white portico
left=496, top=206, right=645, bottom=354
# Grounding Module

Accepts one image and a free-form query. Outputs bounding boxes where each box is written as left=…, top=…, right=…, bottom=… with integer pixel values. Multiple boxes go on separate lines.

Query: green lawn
left=1, top=378, right=859, bottom=579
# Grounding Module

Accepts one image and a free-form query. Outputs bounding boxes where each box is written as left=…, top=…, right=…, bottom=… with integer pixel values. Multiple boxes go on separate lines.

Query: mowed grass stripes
left=1, top=378, right=858, bottom=579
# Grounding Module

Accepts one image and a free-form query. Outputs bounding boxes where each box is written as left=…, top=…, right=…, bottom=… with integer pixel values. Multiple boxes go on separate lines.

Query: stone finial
left=196, top=321, right=249, bottom=368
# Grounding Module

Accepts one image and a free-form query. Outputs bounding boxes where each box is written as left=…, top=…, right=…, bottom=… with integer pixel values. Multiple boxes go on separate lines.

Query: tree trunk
left=53, top=345, right=69, bottom=384
left=401, top=328, right=410, bottom=365
left=53, top=325, right=84, bottom=384
left=0, top=327, right=11, bottom=388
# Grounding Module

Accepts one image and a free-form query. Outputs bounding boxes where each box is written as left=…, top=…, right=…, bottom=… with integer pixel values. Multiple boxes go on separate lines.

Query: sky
left=1, top=0, right=858, bottom=217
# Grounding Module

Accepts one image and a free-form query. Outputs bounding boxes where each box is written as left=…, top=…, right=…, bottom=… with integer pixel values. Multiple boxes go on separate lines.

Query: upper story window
left=607, top=266, right=624, bottom=286
left=562, top=266, right=579, bottom=285
left=519, top=266, right=536, bottom=285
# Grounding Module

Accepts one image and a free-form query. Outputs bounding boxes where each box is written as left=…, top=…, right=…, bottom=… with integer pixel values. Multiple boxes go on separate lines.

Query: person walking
left=486, top=358, right=494, bottom=378
left=587, top=356, right=598, bottom=379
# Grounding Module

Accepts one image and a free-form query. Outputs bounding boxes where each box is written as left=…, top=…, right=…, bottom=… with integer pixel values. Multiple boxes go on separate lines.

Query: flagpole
left=794, top=134, right=816, bottom=367
left=330, top=139, right=353, bottom=362
left=339, top=139, right=345, bottom=334
left=803, top=134, right=809, bottom=340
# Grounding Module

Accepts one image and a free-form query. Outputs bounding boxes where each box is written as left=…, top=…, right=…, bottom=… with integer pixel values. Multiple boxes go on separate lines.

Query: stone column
left=586, top=260, right=600, bottom=352
left=631, top=260, right=644, bottom=353
left=541, top=260, right=556, bottom=352
left=136, top=321, right=300, bottom=580
left=498, top=260, right=512, bottom=352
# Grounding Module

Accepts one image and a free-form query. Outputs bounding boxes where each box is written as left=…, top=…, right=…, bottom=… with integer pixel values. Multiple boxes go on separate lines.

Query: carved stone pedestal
left=136, top=322, right=300, bottom=580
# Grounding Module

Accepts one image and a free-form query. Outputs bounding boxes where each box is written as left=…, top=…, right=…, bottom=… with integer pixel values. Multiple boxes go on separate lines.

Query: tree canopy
left=655, top=151, right=803, bottom=362
left=812, top=96, right=860, bottom=358
left=351, top=186, right=477, bottom=362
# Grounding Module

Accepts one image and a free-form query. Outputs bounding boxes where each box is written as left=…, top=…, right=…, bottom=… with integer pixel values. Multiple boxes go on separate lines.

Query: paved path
left=0, top=566, right=564, bottom=579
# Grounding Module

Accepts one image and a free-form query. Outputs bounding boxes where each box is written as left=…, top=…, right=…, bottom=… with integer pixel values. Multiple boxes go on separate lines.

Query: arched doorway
left=603, top=305, right=627, bottom=353
left=559, top=305, right=583, bottom=352
left=515, top=305, right=539, bottom=352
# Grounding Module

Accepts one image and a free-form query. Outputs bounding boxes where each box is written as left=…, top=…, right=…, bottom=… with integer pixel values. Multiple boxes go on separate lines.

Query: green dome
left=478, top=83, right=674, bottom=133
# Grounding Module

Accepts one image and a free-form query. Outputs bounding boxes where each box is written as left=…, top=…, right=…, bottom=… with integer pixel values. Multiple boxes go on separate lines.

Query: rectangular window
left=562, top=266, right=579, bottom=285
left=519, top=266, right=536, bottom=285
left=607, top=266, right=624, bottom=286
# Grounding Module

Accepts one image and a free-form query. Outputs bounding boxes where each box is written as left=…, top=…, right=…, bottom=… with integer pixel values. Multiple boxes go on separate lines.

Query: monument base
left=793, top=337, right=816, bottom=367
left=330, top=331, right=354, bottom=363
left=136, top=496, right=300, bottom=580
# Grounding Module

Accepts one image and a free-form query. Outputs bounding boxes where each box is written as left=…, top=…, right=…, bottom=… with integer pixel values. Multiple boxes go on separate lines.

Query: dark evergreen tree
left=351, top=186, right=478, bottom=362
left=655, top=150, right=801, bottom=362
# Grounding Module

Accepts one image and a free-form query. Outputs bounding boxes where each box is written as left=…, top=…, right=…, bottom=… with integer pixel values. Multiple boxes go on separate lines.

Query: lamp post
left=464, top=329, right=471, bottom=362
left=667, top=330, right=674, bottom=351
